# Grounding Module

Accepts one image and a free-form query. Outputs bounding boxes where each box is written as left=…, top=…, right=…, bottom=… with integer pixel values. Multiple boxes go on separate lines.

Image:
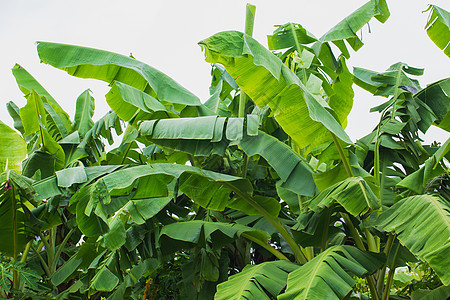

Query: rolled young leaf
left=74, top=89, right=95, bottom=137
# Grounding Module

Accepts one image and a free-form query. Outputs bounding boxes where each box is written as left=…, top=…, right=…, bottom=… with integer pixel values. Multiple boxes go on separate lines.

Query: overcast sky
left=1, top=0, right=449, bottom=143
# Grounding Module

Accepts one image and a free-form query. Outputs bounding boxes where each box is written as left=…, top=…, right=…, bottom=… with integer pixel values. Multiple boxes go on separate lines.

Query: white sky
left=1, top=0, right=449, bottom=143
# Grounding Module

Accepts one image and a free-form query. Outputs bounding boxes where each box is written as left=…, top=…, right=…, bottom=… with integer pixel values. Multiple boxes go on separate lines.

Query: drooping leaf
left=425, top=5, right=450, bottom=58
left=140, top=117, right=316, bottom=197
left=0, top=121, right=27, bottom=173
left=105, top=81, right=172, bottom=123
left=199, top=31, right=352, bottom=150
left=397, top=138, right=450, bottom=193
left=215, top=260, right=298, bottom=300
left=74, top=89, right=95, bottom=137
left=328, top=57, right=354, bottom=127
left=19, top=90, right=46, bottom=137
left=320, top=0, right=390, bottom=52
left=353, top=62, right=423, bottom=98
left=278, top=246, right=385, bottom=300
left=376, top=194, right=450, bottom=285
left=0, top=172, right=36, bottom=255
left=55, top=166, right=88, bottom=187
left=37, top=42, right=202, bottom=109
left=159, top=220, right=269, bottom=253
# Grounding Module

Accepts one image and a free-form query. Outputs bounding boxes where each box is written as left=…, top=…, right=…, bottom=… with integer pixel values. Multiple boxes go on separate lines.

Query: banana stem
left=241, top=233, right=289, bottom=261
left=221, top=182, right=308, bottom=264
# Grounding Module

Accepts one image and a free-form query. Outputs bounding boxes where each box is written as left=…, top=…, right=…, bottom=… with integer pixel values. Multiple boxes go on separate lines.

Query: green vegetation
left=0, top=1, right=449, bottom=299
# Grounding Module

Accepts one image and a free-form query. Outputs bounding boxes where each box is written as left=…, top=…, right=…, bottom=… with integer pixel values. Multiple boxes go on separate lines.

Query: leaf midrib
left=303, top=247, right=335, bottom=298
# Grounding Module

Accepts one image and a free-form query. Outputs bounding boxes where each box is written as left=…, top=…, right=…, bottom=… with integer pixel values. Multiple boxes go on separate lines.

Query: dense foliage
left=1, top=1, right=449, bottom=299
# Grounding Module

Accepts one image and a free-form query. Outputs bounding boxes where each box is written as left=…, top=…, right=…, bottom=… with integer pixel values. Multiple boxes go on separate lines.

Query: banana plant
left=0, top=1, right=449, bottom=299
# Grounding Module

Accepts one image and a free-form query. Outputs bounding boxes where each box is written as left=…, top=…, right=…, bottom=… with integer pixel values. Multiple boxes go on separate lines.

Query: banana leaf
left=215, top=260, right=298, bottom=300
left=67, top=164, right=280, bottom=233
left=278, top=245, right=385, bottom=300
left=415, top=78, right=450, bottom=132
left=159, top=220, right=269, bottom=253
left=139, top=117, right=316, bottom=196
left=0, top=171, right=36, bottom=255
left=36, top=42, right=202, bottom=110
left=105, top=81, right=173, bottom=123
left=12, top=64, right=63, bottom=111
left=397, top=138, right=450, bottom=193
left=0, top=121, right=27, bottom=173
left=376, top=194, right=450, bottom=285
left=320, top=0, right=389, bottom=52
left=74, top=89, right=95, bottom=137
left=308, top=177, right=380, bottom=216
left=199, top=31, right=352, bottom=150
left=425, top=5, right=450, bottom=58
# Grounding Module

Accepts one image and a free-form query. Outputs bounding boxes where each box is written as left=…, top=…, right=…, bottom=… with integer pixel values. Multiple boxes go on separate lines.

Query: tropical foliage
left=0, top=1, right=449, bottom=299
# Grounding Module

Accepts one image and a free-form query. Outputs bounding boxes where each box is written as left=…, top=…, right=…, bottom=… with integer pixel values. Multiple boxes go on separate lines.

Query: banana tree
left=1, top=1, right=449, bottom=299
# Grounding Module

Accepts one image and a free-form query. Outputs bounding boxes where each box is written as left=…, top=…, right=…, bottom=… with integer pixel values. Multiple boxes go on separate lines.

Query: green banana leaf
left=411, top=285, right=450, bottom=300
left=267, top=23, right=317, bottom=50
left=36, top=42, right=202, bottom=109
left=353, top=63, right=448, bottom=134
left=105, top=81, right=173, bottom=123
left=51, top=239, right=98, bottom=286
left=18, top=90, right=66, bottom=170
left=215, top=260, right=298, bottom=300
left=354, top=62, right=423, bottom=97
left=101, top=196, right=172, bottom=251
left=159, top=220, right=269, bottom=253
left=19, top=90, right=47, bottom=137
left=71, top=111, right=122, bottom=164
left=397, top=138, right=450, bottom=193
left=308, top=177, right=380, bottom=216
left=376, top=194, right=450, bottom=285
left=6, top=101, right=25, bottom=135
left=74, top=89, right=95, bottom=137
left=415, top=78, right=450, bottom=132
left=327, top=57, right=354, bottom=128
left=67, top=164, right=280, bottom=238
left=32, top=165, right=121, bottom=200
left=0, top=171, right=36, bottom=255
left=0, top=121, right=27, bottom=173
left=425, top=5, right=450, bottom=58
left=100, top=164, right=278, bottom=215
left=267, top=0, right=390, bottom=127
left=278, top=245, right=385, bottom=300
left=90, top=251, right=119, bottom=292
left=13, top=65, right=72, bottom=138
left=199, top=31, right=352, bottom=150
left=140, top=116, right=316, bottom=196
left=12, top=64, right=63, bottom=111
left=320, top=0, right=389, bottom=51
